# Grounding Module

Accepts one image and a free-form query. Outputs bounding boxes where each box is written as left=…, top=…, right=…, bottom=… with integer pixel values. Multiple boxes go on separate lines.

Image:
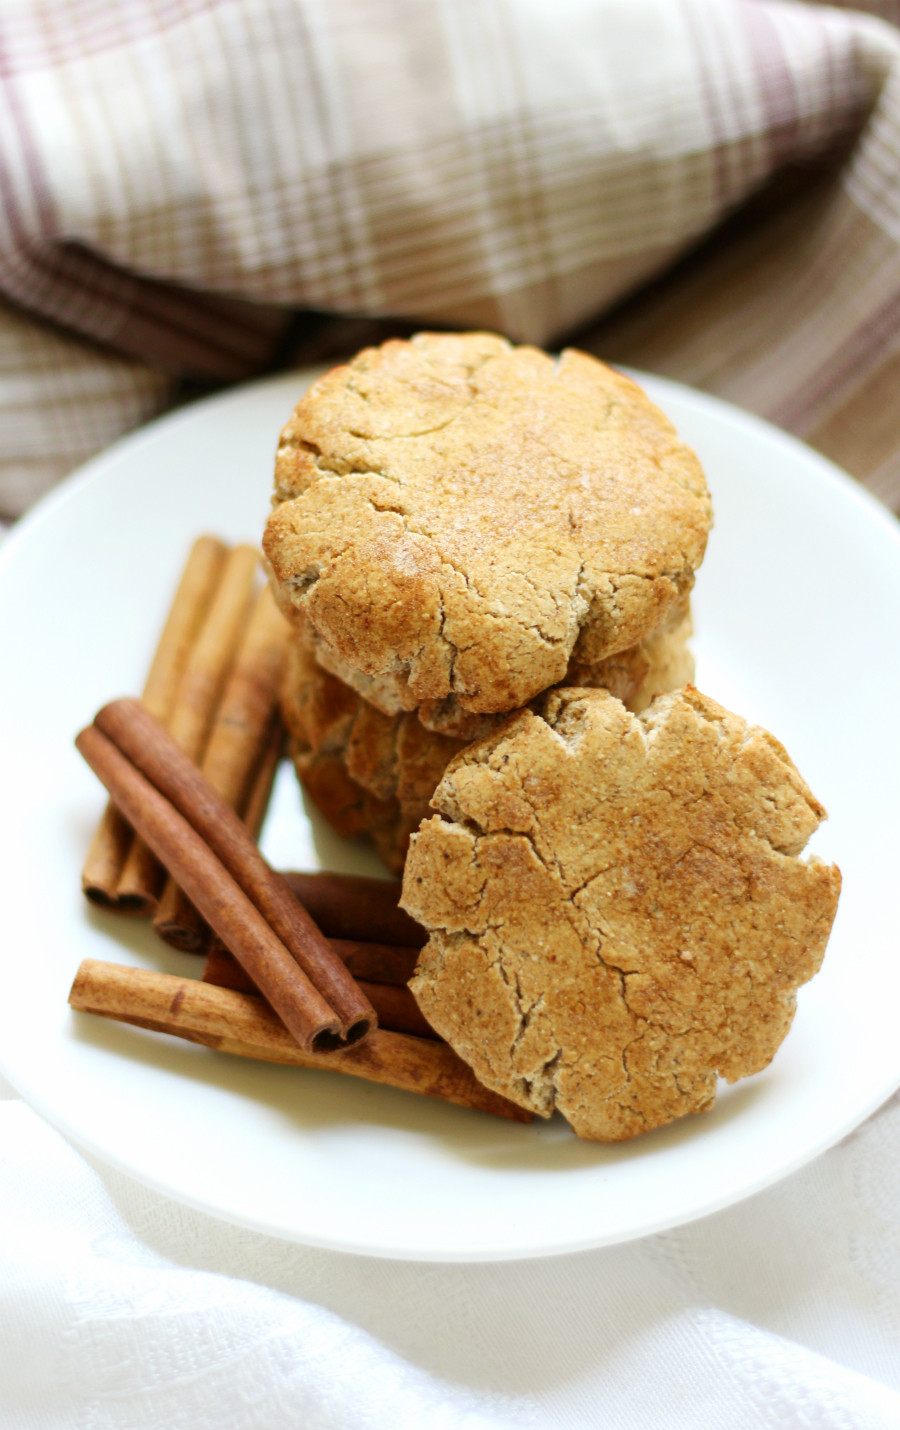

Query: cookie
left=563, top=595, right=694, bottom=717
left=264, top=332, right=711, bottom=717
left=310, top=595, right=694, bottom=737
left=280, top=603, right=694, bottom=871
left=402, top=687, right=841, bottom=1141
left=281, top=640, right=467, bottom=873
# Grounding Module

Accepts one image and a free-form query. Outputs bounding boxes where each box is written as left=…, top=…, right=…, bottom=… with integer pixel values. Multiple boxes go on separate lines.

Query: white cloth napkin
left=2, top=1068, right=898, bottom=1430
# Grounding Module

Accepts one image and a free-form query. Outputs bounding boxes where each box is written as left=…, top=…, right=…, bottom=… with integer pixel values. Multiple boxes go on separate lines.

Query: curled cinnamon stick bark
left=97, top=700, right=375, bottom=1042
left=117, top=543, right=260, bottom=913
left=82, top=535, right=228, bottom=911
left=69, top=961, right=530, bottom=1121
left=327, top=939, right=420, bottom=987
left=282, top=872, right=425, bottom=948
left=81, top=804, right=136, bottom=911
left=164, top=867, right=426, bottom=959
left=79, top=699, right=376, bottom=1046
left=203, top=944, right=432, bottom=1038
left=155, top=717, right=283, bottom=955
left=76, top=722, right=347, bottom=1053
left=241, top=724, right=282, bottom=842
left=154, top=585, right=290, bottom=949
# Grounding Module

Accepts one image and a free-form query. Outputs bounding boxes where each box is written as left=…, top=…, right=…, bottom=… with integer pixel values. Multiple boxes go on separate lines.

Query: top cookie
left=264, top=332, right=712, bottom=716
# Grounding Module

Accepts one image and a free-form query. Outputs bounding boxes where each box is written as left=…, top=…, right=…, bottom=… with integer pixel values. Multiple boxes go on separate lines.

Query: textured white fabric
left=2, top=1066, right=898, bottom=1429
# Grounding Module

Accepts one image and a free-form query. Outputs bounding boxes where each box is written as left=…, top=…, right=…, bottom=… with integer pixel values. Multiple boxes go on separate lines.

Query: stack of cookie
left=263, top=333, right=841, bottom=1140
left=264, top=332, right=708, bottom=873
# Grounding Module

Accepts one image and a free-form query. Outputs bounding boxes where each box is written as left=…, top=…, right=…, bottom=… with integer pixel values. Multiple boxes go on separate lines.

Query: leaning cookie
left=402, top=687, right=841, bottom=1141
left=264, top=332, right=711, bottom=718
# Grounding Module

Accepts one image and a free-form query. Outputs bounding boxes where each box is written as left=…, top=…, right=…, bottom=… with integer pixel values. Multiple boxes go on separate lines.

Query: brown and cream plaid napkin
left=1, top=0, right=899, bottom=523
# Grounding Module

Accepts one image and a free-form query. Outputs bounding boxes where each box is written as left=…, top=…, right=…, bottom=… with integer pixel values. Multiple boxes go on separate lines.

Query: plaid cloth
left=1, top=0, right=899, bottom=521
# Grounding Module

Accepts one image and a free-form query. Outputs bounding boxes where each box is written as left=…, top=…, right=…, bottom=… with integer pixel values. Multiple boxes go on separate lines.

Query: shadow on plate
left=67, top=1006, right=770, bottom=1170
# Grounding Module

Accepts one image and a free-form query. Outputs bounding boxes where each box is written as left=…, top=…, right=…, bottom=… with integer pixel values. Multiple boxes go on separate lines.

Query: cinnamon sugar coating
left=402, top=687, right=841, bottom=1141
left=264, top=333, right=711, bottom=717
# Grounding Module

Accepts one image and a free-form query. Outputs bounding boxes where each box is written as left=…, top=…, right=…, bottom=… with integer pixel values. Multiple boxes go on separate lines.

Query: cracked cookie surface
left=264, top=332, right=711, bottom=716
left=402, top=687, right=841, bottom=1141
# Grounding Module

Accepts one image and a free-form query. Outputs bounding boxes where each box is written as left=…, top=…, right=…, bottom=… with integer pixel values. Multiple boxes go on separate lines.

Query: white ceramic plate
left=1, top=368, right=898, bottom=1262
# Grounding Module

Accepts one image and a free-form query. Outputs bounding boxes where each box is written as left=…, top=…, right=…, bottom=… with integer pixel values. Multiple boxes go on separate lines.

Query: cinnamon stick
left=203, top=944, right=433, bottom=1038
left=76, top=722, right=346, bottom=1052
left=79, top=699, right=376, bottom=1046
left=282, top=872, right=426, bottom=948
left=154, top=586, right=290, bottom=949
left=117, top=544, right=260, bottom=913
left=204, top=935, right=419, bottom=988
left=163, top=865, right=425, bottom=959
left=69, top=961, right=530, bottom=1121
left=327, top=938, right=420, bottom=986
left=241, top=721, right=283, bottom=841
left=156, top=720, right=285, bottom=954
left=82, top=535, right=228, bottom=910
